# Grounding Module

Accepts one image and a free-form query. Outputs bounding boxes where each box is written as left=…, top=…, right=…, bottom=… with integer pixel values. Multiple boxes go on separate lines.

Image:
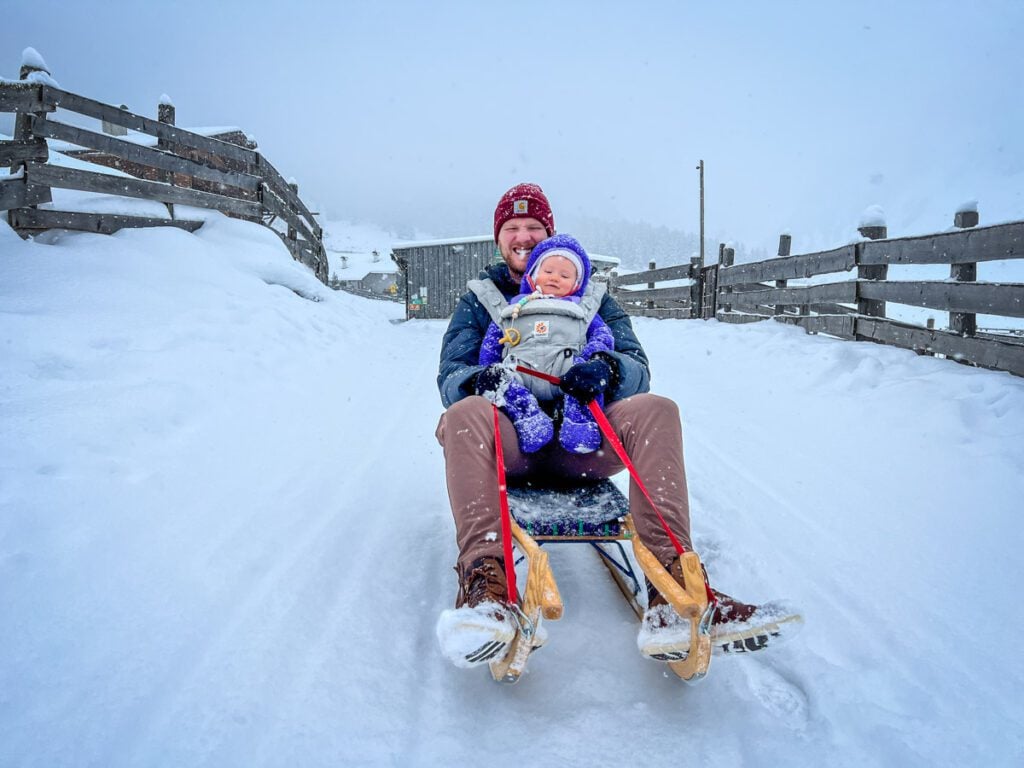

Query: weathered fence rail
left=609, top=216, right=1024, bottom=378
left=609, top=257, right=703, bottom=319
left=1, top=54, right=327, bottom=283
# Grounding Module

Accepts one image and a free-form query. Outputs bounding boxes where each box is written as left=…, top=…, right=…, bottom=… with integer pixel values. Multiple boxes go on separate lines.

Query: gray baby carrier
left=469, top=278, right=606, bottom=401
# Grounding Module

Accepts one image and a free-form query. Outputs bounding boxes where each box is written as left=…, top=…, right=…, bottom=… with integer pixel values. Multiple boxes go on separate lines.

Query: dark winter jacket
left=438, top=263, right=651, bottom=408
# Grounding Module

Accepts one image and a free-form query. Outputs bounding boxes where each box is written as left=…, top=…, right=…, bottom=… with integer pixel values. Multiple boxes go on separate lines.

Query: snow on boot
left=639, top=557, right=804, bottom=661
left=503, top=379, right=554, bottom=453
left=436, top=557, right=517, bottom=668
left=638, top=603, right=694, bottom=661
left=637, top=557, right=695, bottom=661
left=558, top=393, right=602, bottom=454
left=709, top=590, right=803, bottom=655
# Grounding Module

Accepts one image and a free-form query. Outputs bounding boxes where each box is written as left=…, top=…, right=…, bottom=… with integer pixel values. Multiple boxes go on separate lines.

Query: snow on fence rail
left=0, top=52, right=328, bottom=283
left=609, top=216, right=1024, bottom=377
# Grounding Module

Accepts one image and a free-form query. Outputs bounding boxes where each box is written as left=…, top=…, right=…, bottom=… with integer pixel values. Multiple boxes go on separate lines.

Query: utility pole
left=696, top=159, right=705, bottom=265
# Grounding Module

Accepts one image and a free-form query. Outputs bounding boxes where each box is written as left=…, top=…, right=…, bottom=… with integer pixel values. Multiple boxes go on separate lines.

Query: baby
left=475, top=234, right=615, bottom=454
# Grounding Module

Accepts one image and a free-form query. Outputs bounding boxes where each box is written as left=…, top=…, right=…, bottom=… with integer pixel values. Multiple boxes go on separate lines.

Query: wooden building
left=391, top=236, right=497, bottom=320
left=391, top=235, right=619, bottom=320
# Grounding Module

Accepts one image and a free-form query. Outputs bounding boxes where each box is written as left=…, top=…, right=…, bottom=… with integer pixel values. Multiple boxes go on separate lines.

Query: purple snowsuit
left=477, top=235, right=614, bottom=454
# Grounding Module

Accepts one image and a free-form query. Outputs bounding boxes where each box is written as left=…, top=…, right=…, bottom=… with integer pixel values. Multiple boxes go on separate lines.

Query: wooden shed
left=391, top=235, right=621, bottom=320
left=391, top=235, right=497, bottom=320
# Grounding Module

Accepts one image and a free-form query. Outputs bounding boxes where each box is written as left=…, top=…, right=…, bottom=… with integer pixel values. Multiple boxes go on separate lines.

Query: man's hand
left=559, top=356, right=618, bottom=404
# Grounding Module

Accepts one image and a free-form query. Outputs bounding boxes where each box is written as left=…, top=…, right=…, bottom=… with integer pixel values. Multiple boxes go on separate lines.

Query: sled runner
left=490, top=479, right=714, bottom=685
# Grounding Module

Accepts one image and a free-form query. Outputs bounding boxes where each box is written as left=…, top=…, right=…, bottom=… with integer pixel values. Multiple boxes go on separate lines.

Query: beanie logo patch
left=533, top=321, right=549, bottom=336
left=513, top=199, right=529, bottom=215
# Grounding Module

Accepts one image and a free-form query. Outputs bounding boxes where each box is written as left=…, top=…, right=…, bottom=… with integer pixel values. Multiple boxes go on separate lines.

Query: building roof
left=392, top=234, right=493, bottom=250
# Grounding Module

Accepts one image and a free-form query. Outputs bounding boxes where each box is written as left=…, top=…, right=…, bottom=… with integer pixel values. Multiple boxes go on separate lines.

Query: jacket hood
left=519, top=234, right=592, bottom=299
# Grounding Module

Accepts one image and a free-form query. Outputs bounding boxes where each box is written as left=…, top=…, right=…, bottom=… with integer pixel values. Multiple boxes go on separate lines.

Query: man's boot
left=638, top=557, right=802, bottom=661
left=436, top=557, right=517, bottom=668
left=708, top=589, right=803, bottom=654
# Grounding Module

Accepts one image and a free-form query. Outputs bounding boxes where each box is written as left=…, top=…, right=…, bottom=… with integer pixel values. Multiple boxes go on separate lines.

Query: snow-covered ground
left=2, top=215, right=1023, bottom=767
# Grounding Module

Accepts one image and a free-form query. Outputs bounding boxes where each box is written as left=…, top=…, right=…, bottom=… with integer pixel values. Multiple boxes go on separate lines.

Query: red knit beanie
left=493, top=183, right=555, bottom=242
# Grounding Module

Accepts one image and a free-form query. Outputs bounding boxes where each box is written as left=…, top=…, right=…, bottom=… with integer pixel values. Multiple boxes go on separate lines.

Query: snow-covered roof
left=392, top=234, right=492, bottom=249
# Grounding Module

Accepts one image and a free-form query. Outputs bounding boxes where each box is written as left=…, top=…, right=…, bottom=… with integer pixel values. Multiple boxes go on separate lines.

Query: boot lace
left=460, top=558, right=508, bottom=608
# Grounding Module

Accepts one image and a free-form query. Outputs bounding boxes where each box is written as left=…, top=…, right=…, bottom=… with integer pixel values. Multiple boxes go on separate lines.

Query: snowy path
left=2, top=219, right=1023, bottom=767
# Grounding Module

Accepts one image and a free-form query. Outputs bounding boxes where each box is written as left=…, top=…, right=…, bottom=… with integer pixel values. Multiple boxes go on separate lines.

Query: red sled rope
left=492, top=404, right=518, bottom=605
left=513, top=364, right=715, bottom=605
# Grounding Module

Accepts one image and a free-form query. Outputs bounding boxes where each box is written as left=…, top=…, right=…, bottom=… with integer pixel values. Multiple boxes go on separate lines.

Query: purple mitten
left=559, top=393, right=603, bottom=454
left=503, top=379, right=554, bottom=453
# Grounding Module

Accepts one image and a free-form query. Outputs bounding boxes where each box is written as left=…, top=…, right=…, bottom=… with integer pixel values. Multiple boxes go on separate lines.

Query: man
left=434, top=183, right=798, bottom=668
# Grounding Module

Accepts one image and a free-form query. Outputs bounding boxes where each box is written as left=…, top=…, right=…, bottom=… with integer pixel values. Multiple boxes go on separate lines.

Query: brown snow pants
left=435, top=393, right=692, bottom=574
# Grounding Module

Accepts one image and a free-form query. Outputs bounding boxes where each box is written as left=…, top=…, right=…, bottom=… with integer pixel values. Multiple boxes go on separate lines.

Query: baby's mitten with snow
left=559, top=393, right=603, bottom=454
left=473, top=363, right=511, bottom=403
left=503, top=380, right=554, bottom=453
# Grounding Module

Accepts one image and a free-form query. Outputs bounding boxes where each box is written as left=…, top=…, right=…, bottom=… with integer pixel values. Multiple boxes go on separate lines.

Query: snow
left=435, top=604, right=515, bottom=669
left=2, top=214, right=1024, bottom=767
left=20, top=46, right=49, bottom=72
left=9, top=49, right=59, bottom=87
left=158, top=93, right=174, bottom=107
left=395, top=233, right=493, bottom=248
left=859, top=204, right=887, bottom=227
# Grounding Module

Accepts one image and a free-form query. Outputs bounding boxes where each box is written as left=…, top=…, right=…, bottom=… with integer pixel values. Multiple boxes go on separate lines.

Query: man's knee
left=447, top=394, right=493, bottom=422
left=642, top=393, right=680, bottom=418
left=436, top=395, right=493, bottom=445
left=612, top=392, right=680, bottom=422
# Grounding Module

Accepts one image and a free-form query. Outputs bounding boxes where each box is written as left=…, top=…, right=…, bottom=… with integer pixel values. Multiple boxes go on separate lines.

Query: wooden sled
left=489, top=480, right=713, bottom=684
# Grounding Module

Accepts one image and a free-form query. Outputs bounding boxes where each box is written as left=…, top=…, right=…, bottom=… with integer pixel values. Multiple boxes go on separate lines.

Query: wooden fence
left=1, top=59, right=327, bottom=283
left=607, top=257, right=705, bottom=319
left=610, top=215, right=1024, bottom=378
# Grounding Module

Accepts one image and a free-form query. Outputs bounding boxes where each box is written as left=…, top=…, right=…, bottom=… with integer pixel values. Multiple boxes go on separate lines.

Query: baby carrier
left=469, top=278, right=607, bottom=401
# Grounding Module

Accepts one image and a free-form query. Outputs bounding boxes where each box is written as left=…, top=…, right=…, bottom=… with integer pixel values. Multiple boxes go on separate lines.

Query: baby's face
left=534, top=255, right=578, bottom=297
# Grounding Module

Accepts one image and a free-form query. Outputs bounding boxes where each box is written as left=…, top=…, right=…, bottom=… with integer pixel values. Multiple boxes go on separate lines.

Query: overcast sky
left=4, top=0, right=1022, bottom=254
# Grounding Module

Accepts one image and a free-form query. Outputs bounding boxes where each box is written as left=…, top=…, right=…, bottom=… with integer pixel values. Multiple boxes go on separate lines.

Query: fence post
left=15, top=55, right=51, bottom=150
left=689, top=256, right=703, bottom=318
left=718, top=243, right=734, bottom=314
left=9, top=52, right=53, bottom=225
left=646, top=260, right=656, bottom=310
left=157, top=97, right=177, bottom=217
left=950, top=208, right=979, bottom=336
left=856, top=224, right=888, bottom=321
left=287, top=181, right=299, bottom=247
left=157, top=98, right=175, bottom=149
left=700, top=261, right=718, bottom=320
left=775, top=233, right=792, bottom=316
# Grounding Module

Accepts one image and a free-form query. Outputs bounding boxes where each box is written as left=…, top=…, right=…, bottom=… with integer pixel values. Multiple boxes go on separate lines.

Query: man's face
left=497, top=217, right=548, bottom=279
